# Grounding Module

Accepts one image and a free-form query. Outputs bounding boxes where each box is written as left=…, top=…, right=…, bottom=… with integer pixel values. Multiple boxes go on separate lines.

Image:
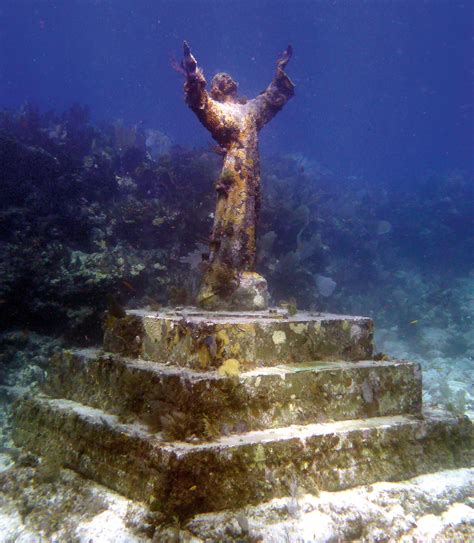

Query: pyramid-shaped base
left=13, top=393, right=472, bottom=519
left=11, top=307, right=474, bottom=520
left=43, top=349, right=422, bottom=439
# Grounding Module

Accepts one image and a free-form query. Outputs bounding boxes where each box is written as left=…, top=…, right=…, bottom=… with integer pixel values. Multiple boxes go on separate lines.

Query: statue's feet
left=197, top=271, right=269, bottom=311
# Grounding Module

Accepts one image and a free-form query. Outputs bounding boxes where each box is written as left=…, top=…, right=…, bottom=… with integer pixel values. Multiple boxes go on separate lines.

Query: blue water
left=0, top=3, right=473, bottom=535
left=0, top=0, right=472, bottom=339
left=1, top=0, right=472, bottom=183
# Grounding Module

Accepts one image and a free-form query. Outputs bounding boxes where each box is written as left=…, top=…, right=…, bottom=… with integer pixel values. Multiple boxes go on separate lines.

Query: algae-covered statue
left=181, top=41, right=294, bottom=310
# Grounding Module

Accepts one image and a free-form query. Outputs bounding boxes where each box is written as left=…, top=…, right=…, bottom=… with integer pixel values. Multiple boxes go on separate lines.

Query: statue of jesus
left=182, top=41, right=294, bottom=310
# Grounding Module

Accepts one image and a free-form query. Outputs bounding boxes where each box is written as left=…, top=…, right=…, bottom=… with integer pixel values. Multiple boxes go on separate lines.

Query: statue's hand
left=276, top=45, right=293, bottom=72
left=183, top=40, right=198, bottom=76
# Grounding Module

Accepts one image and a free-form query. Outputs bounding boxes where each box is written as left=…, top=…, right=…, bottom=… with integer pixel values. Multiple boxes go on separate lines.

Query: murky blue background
left=1, top=0, right=472, bottom=182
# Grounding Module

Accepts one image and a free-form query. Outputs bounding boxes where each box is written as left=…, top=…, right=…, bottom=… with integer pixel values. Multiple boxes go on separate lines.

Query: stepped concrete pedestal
left=103, top=308, right=374, bottom=369
left=12, top=308, right=473, bottom=520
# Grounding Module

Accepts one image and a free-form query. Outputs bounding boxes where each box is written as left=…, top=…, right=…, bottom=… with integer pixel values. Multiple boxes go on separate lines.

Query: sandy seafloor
left=0, top=332, right=472, bottom=542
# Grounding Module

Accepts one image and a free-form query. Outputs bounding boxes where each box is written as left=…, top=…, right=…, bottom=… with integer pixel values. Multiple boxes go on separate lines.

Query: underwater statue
left=182, top=41, right=294, bottom=310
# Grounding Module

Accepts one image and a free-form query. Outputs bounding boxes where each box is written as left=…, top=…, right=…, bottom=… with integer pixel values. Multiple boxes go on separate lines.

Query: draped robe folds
left=184, top=58, right=294, bottom=310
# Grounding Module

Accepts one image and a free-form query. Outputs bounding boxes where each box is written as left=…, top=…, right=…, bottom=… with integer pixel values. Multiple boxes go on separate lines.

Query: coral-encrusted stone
left=13, top=395, right=473, bottom=520
left=12, top=305, right=473, bottom=523
left=42, top=349, right=422, bottom=439
left=103, top=307, right=374, bottom=369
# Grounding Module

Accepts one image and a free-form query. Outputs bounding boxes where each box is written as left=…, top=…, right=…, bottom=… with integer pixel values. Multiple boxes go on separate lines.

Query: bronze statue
left=181, top=41, right=294, bottom=310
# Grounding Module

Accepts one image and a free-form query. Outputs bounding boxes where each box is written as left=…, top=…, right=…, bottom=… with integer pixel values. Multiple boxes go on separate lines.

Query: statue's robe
left=185, top=67, right=294, bottom=310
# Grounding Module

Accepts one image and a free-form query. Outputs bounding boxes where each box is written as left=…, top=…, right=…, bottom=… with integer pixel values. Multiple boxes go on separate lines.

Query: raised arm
left=251, top=45, right=295, bottom=129
left=182, top=41, right=228, bottom=140
left=182, top=41, right=206, bottom=110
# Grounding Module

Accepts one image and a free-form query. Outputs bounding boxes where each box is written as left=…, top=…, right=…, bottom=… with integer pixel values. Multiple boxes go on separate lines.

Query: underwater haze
left=1, top=0, right=472, bottom=181
left=0, top=2, right=473, bottom=425
left=0, top=1, right=474, bottom=540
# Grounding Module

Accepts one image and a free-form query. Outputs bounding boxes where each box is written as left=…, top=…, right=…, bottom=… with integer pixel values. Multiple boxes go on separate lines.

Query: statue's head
left=210, top=72, right=238, bottom=102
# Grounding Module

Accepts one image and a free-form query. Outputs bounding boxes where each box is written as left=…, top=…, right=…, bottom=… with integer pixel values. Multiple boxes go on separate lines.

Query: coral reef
left=0, top=103, right=472, bottom=391
left=0, top=331, right=62, bottom=388
left=0, top=105, right=472, bottom=540
left=0, top=105, right=218, bottom=343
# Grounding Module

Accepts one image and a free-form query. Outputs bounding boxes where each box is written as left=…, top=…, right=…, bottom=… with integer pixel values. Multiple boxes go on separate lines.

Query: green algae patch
left=217, top=358, right=240, bottom=377
left=104, top=309, right=374, bottom=369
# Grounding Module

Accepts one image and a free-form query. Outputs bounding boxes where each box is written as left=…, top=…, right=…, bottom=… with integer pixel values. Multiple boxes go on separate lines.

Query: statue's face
left=210, top=73, right=238, bottom=102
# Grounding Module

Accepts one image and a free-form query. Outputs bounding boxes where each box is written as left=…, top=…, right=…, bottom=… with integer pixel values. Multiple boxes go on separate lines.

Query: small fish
left=122, top=280, right=135, bottom=292
left=409, top=320, right=419, bottom=326
left=376, top=220, right=392, bottom=235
